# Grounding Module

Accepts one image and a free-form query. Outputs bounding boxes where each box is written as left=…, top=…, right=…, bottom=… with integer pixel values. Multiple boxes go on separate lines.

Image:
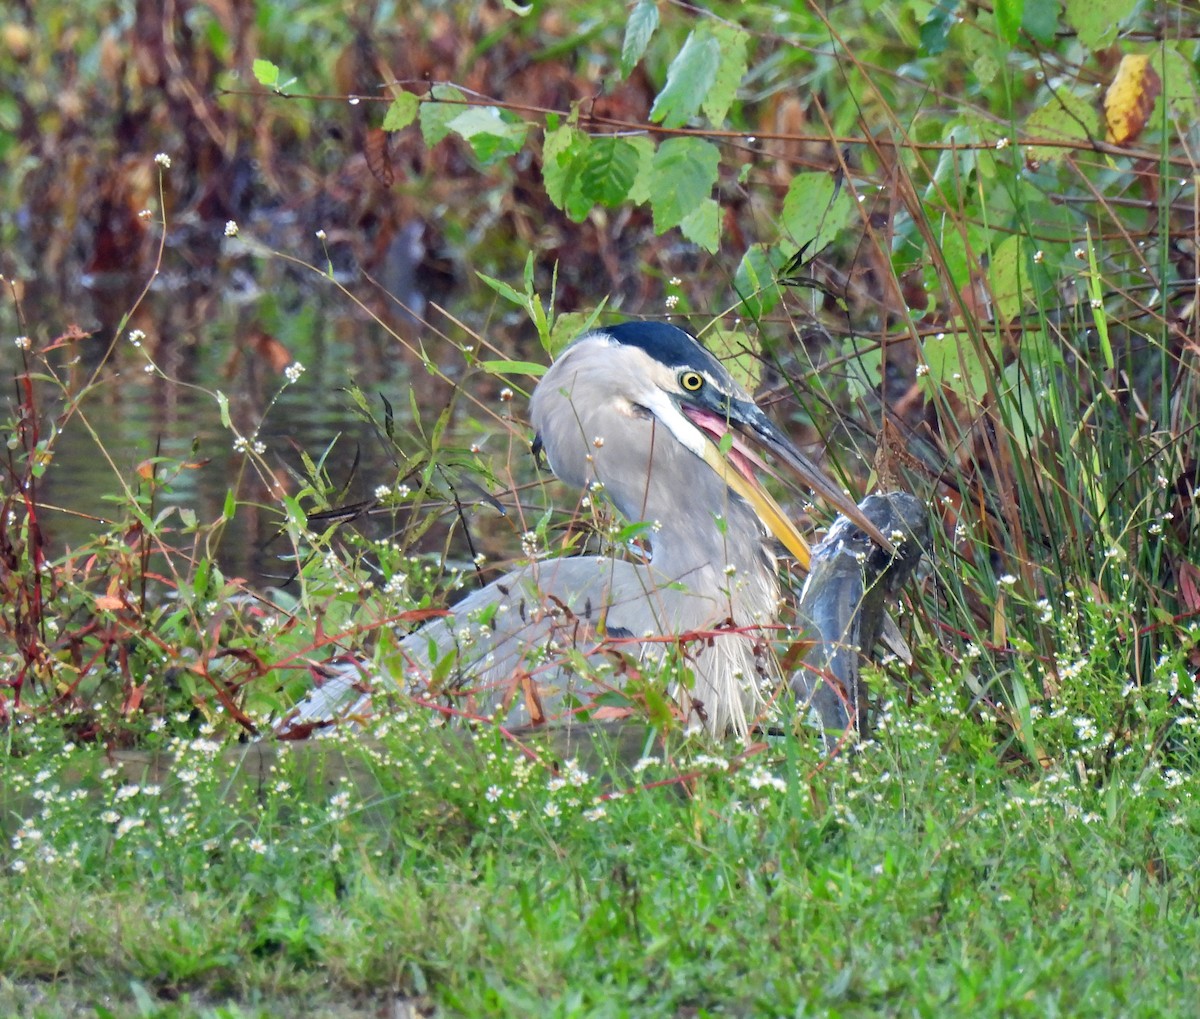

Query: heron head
left=531, top=322, right=889, bottom=569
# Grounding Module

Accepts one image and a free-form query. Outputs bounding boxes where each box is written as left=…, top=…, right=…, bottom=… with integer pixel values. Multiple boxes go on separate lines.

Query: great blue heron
left=287, top=321, right=894, bottom=739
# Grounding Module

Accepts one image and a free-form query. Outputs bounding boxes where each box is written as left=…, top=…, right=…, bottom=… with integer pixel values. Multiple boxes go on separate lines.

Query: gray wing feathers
left=279, top=555, right=772, bottom=736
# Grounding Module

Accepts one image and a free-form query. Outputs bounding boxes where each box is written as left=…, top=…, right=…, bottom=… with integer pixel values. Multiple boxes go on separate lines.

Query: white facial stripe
left=641, top=388, right=707, bottom=458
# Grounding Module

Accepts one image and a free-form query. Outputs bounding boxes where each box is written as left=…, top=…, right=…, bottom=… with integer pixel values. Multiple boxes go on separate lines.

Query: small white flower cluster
left=327, top=785, right=353, bottom=821
left=224, top=220, right=239, bottom=237
left=14, top=335, right=31, bottom=351
left=562, top=759, right=589, bottom=787
left=284, top=361, right=305, bottom=384
left=116, top=816, right=146, bottom=839
left=154, top=152, right=171, bottom=169
left=233, top=434, right=267, bottom=456
left=374, top=482, right=412, bottom=502
left=745, top=766, right=787, bottom=794
left=1056, top=656, right=1089, bottom=682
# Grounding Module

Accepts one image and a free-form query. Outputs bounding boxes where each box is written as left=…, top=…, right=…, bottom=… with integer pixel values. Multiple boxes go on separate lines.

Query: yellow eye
left=679, top=371, right=704, bottom=392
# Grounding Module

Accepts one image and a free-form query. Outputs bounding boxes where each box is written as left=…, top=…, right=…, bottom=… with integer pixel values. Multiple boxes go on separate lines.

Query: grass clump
left=5, top=701, right=1200, bottom=1016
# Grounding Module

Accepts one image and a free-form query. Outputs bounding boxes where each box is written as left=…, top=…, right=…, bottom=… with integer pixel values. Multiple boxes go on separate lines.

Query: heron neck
left=615, top=467, right=781, bottom=626
left=651, top=498, right=776, bottom=582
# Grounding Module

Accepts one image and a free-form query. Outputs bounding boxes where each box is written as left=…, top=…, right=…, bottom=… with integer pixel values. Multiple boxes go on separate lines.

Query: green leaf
left=702, top=24, right=749, bottom=125
left=542, top=124, right=590, bottom=219
left=547, top=304, right=607, bottom=356
left=987, top=234, right=1031, bottom=324
left=680, top=198, right=720, bottom=253
left=919, top=0, right=957, bottom=57
left=624, top=136, right=658, bottom=205
left=962, top=23, right=1002, bottom=85
left=418, top=85, right=467, bottom=146
left=1002, top=330, right=1062, bottom=454
left=447, top=107, right=527, bottom=165
left=649, top=30, right=721, bottom=129
left=649, top=138, right=720, bottom=233
left=705, top=326, right=759, bottom=391
left=477, top=270, right=527, bottom=309
left=523, top=249, right=535, bottom=296
left=843, top=338, right=883, bottom=403
left=1063, top=0, right=1135, bottom=50
left=480, top=359, right=546, bottom=376
left=1084, top=227, right=1114, bottom=371
left=732, top=244, right=787, bottom=320
left=1022, top=0, right=1059, bottom=44
left=1007, top=672, right=1043, bottom=767
left=994, top=0, right=1024, bottom=45
left=921, top=330, right=998, bottom=405
left=1154, top=48, right=1200, bottom=119
left=779, top=173, right=853, bottom=255
left=192, top=558, right=211, bottom=600
left=382, top=92, right=419, bottom=131
left=930, top=221, right=987, bottom=294
left=1024, top=90, right=1099, bottom=162
left=621, top=1, right=659, bottom=78
left=252, top=58, right=280, bottom=87
left=579, top=136, right=640, bottom=207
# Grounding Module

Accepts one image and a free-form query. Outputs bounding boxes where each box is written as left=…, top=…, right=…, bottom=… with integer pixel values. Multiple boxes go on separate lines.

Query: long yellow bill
left=698, top=440, right=813, bottom=570
left=684, top=398, right=897, bottom=566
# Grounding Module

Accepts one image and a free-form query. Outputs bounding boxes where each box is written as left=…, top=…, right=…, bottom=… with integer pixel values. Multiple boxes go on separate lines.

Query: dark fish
left=792, top=491, right=930, bottom=738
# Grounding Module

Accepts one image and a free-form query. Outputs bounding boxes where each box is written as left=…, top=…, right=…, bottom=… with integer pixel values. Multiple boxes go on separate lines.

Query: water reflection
left=1, top=261, right=520, bottom=591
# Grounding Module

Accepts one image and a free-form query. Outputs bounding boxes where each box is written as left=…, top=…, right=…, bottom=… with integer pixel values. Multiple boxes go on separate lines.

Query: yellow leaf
left=1105, top=54, right=1162, bottom=146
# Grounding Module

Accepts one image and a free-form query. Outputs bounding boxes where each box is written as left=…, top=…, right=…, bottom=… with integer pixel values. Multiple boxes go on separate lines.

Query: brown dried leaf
left=249, top=328, right=294, bottom=372
left=1105, top=54, right=1161, bottom=146
left=365, top=128, right=395, bottom=188
left=1179, top=561, right=1200, bottom=614
left=592, top=705, right=636, bottom=721
left=519, top=670, right=546, bottom=725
